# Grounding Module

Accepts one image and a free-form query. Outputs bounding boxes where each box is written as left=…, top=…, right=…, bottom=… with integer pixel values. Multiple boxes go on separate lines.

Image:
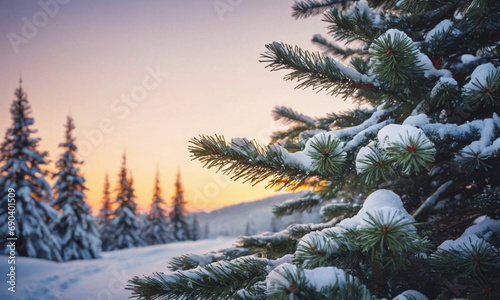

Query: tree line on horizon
left=0, top=85, right=196, bottom=262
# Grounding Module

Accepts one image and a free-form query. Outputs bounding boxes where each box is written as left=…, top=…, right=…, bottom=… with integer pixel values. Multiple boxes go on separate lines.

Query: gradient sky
left=0, top=0, right=353, bottom=213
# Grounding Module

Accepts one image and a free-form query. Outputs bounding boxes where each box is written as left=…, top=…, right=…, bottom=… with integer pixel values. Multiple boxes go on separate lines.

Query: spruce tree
left=103, top=154, right=145, bottom=251
left=170, top=171, right=190, bottom=241
left=98, top=172, right=116, bottom=251
left=144, top=170, right=173, bottom=245
left=129, top=1, right=500, bottom=299
left=0, top=84, right=62, bottom=262
left=51, top=116, right=101, bottom=260
left=99, top=172, right=112, bottom=223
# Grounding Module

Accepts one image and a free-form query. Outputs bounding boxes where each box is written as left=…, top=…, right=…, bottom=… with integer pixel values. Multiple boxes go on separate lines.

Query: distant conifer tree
left=170, top=171, right=190, bottom=241
left=52, top=116, right=101, bottom=260
left=0, top=83, right=62, bottom=261
left=99, top=172, right=112, bottom=222
left=144, top=169, right=173, bottom=245
left=102, top=154, right=145, bottom=250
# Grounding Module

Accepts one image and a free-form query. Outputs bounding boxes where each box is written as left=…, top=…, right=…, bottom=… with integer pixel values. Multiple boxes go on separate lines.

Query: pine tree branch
left=344, top=119, right=392, bottom=152
left=272, top=192, right=322, bottom=217
left=412, top=180, right=453, bottom=219
left=327, top=108, right=373, bottom=129
left=270, top=125, right=313, bottom=144
left=291, top=0, right=352, bottom=19
left=420, top=120, right=483, bottom=145
left=237, top=232, right=298, bottom=259
left=267, top=263, right=372, bottom=299
left=273, top=106, right=316, bottom=125
left=286, top=219, right=339, bottom=239
left=320, top=202, right=360, bottom=220
left=322, top=4, right=380, bottom=45
left=332, top=106, right=390, bottom=140
left=236, top=220, right=339, bottom=260
left=312, top=34, right=366, bottom=58
left=127, top=273, right=171, bottom=300
left=128, top=257, right=269, bottom=300
left=370, top=29, right=426, bottom=90
left=167, top=247, right=251, bottom=271
left=188, top=135, right=316, bottom=190
left=261, top=42, right=377, bottom=99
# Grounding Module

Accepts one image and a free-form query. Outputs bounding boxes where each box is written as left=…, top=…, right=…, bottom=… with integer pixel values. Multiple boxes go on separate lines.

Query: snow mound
left=430, top=77, right=458, bottom=99
left=461, top=54, right=480, bottom=64
left=463, top=63, right=499, bottom=93
left=393, top=289, right=428, bottom=300
left=425, top=19, right=453, bottom=42
left=403, top=114, right=430, bottom=127
left=338, top=189, right=415, bottom=230
left=266, top=263, right=348, bottom=293
left=304, top=266, right=347, bottom=291
left=378, top=124, right=426, bottom=148
left=438, top=217, right=500, bottom=251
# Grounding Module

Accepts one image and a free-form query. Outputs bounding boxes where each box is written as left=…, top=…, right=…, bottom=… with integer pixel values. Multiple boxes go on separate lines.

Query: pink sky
left=0, top=0, right=353, bottom=212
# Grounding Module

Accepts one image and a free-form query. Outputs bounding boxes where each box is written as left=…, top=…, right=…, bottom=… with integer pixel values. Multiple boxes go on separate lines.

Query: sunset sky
left=0, top=0, right=353, bottom=212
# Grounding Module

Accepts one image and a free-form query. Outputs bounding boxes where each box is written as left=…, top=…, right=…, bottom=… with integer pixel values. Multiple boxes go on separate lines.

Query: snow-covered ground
left=0, top=237, right=236, bottom=300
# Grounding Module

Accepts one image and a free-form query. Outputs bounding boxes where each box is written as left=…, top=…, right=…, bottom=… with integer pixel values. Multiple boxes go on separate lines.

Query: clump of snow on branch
left=355, top=143, right=379, bottom=174
left=417, top=52, right=452, bottom=78
left=377, top=124, right=432, bottom=149
left=338, top=189, right=415, bottom=230
left=455, top=116, right=499, bottom=159
left=393, top=289, right=429, bottom=300
left=403, top=114, right=430, bottom=127
left=430, top=77, right=458, bottom=99
left=425, top=19, right=454, bottom=42
left=438, top=217, right=500, bottom=252
left=461, top=54, right=481, bottom=64
left=277, top=106, right=393, bottom=173
left=266, top=263, right=349, bottom=293
left=463, top=63, right=499, bottom=94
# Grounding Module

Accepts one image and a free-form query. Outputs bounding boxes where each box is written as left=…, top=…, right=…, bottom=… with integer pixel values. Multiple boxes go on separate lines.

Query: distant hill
left=194, top=192, right=322, bottom=238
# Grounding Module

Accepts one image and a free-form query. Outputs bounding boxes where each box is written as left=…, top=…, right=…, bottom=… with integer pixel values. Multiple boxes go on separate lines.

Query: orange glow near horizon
left=0, top=1, right=354, bottom=213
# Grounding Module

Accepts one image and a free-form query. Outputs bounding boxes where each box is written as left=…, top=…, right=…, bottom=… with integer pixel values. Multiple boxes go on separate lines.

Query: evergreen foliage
left=0, top=85, right=62, bottom=262
left=98, top=172, right=116, bottom=251
left=144, top=170, right=173, bottom=245
left=51, top=116, right=101, bottom=260
left=129, top=1, right=500, bottom=299
left=128, top=257, right=269, bottom=300
left=101, top=154, right=145, bottom=251
left=169, top=171, right=191, bottom=241
left=99, top=172, right=112, bottom=223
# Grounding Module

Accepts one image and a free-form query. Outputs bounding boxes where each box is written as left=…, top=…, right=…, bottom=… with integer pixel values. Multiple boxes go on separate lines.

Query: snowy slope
left=0, top=237, right=235, bottom=300
left=0, top=193, right=322, bottom=299
left=196, top=192, right=321, bottom=237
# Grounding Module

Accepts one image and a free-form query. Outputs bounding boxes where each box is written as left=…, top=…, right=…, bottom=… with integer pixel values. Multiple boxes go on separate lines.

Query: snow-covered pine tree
left=51, top=116, right=101, bottom=260
left=129, top=1, right=500, bottom=299
left=169, top=171, right=191, bottom=241
left=98, top=172, right=116, bottom=251
left=0, top=84, right=62, bottom=261
left=102, top=154, right=145, bottom=251
left=144, top=170, right=173, bottom=245
left=99, top=172, right=112, bottom=223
